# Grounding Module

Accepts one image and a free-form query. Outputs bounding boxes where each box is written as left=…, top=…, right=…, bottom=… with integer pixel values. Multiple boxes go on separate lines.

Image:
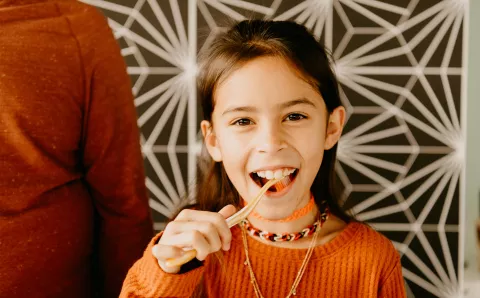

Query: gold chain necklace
left=240, top=221, right=321, bottom=298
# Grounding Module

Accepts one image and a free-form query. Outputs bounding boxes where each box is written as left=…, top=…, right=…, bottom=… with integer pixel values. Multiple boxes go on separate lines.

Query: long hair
left=191, top=19, right=353, bottom=223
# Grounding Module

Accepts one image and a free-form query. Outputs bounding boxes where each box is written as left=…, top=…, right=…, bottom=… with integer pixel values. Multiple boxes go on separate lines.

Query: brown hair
left=191, top=19, right=352, bottom=223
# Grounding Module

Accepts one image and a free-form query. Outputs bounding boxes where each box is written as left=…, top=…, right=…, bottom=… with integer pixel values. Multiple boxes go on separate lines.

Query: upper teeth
left=255, top=168, right=296, bottom=179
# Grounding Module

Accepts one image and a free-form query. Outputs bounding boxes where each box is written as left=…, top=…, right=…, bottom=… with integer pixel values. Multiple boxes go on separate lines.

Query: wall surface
left=83, top=1, right=469, bottom=297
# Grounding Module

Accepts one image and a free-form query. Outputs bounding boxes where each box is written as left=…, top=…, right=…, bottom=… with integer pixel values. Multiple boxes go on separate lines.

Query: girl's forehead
left=213, top=57, right=319, bottom=109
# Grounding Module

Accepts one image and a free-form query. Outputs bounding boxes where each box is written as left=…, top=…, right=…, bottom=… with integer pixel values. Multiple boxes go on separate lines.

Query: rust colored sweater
left=0, top=0, right=154, bottom=297
left=121, top=222, right=406, bottom=298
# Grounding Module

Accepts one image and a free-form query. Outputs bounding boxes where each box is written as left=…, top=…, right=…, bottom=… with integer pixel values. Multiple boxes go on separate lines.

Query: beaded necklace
left=241, top=200, right=329, bottom=242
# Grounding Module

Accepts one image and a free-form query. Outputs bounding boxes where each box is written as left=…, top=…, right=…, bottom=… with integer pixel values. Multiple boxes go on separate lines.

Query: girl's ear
left=201, top=120, right=223, bottom=162
left=324, top=106, right=346, bottom=150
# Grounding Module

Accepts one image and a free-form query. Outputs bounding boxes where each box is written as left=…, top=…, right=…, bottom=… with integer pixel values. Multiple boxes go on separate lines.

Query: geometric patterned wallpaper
left=81, top=1, right=468, bottom=297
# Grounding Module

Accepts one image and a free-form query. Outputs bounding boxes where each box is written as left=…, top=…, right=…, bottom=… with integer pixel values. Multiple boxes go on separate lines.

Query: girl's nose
left=256, top=125, right=287, bottom=154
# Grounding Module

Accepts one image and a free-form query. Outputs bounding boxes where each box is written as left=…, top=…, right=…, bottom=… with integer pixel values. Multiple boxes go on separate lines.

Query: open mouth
left=249, top=168, right=299, bottom=192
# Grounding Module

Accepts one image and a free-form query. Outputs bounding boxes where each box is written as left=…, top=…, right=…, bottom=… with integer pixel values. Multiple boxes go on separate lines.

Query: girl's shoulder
left=317, top=218, right=398, bottom=255
left=342, top=221, right=401, bottom=266
left=331, top=222, right=404, bottom=288
left=345, top=221, right=398, bottom=252
left=313, top=219, right=400, bottom=266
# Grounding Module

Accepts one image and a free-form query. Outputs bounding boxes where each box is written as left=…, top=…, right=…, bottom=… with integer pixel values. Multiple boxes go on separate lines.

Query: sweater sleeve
left=120, top=232, right=205, bottom=298
left=58, top=3, right=154, bottom=297
left=378, top=260, right=407, bottom=298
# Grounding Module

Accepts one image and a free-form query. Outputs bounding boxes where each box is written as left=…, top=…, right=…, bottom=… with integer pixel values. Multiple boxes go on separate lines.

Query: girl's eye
left=285, top=113, right=306, bottom=121
left=233, top=118, right=253, bottom=126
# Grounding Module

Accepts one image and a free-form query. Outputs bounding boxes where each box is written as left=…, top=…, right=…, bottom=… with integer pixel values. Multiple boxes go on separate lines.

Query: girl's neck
left=244, top=201, right=348, bottom=249
left=246, top=197, right=318, bottom=235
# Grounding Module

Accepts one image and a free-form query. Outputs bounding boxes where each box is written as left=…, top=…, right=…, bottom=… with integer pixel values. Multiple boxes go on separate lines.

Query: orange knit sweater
left=121, top=222, right=406, bottom=297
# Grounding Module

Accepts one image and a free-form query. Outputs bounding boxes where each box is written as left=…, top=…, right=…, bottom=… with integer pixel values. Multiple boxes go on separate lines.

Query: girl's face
left=201, top=56, right=345, bottom=220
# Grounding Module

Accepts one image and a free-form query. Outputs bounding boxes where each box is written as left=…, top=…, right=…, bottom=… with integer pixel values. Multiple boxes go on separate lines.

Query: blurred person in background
left=0, top=0, right=154, bottom=297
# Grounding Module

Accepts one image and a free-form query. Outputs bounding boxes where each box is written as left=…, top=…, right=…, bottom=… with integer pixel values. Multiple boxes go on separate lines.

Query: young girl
left=120, top=20, right=406, bottom=298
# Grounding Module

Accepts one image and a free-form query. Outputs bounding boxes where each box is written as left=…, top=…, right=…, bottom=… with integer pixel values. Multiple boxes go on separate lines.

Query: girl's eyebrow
left=222, top=105, right=256, bottom=116
left=221, top=98, right=317, bottom=116
left=280, top=98, right=317, bottom=109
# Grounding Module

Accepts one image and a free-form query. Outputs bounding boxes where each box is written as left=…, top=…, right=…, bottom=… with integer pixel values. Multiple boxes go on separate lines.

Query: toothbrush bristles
left=270, top=174, right=291, bottom=192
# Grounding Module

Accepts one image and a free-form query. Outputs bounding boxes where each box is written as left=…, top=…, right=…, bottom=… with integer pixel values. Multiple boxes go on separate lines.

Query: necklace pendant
left=244, top=260, right=248, bottom=265
left=292, top=289, right=297, bottom=296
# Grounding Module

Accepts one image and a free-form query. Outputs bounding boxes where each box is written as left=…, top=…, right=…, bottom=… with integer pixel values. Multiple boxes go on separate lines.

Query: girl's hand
left=152, top=205, right=236, bottom=273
